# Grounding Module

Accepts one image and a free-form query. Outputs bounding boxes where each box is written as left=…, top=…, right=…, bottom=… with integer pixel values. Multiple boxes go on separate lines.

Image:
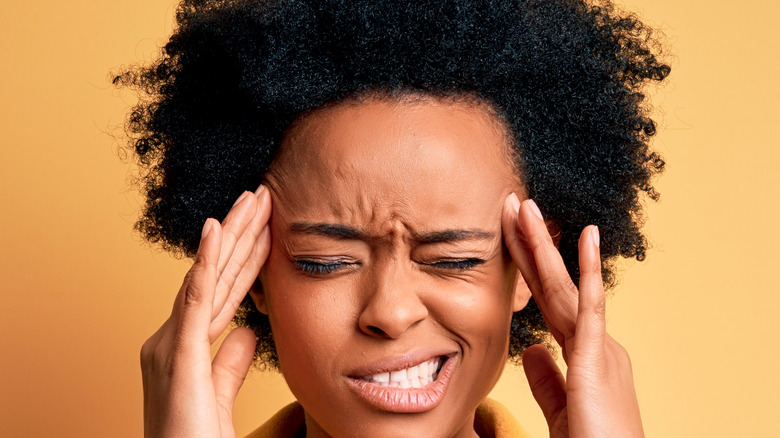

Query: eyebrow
left=413, top=229, right=495, bottom=244
left=289, top=222, right=495, bottom=243
left=289, top=222, right=369, bottom=240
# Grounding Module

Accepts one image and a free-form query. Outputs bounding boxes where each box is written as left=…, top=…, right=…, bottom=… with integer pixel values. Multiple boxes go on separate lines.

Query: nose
left=357, top=261, right=428, bottom=339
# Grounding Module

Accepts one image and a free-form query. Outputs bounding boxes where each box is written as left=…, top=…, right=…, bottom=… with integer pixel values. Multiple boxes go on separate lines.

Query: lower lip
left=346, top=355, right=456, bottom=413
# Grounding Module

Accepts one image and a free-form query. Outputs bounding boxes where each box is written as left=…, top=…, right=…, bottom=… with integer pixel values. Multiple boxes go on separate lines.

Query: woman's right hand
left=140, top=185, right=272, bottom=438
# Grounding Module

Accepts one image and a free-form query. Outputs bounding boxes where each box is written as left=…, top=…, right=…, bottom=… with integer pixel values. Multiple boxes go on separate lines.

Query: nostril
left=357, top=289, right=429, bottom=339
left=367, top=325, right=388, bottom=337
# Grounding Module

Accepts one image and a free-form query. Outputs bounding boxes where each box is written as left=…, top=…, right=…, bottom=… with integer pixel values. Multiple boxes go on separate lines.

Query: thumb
left=212, top=327, right=257, bottom=410
left=522, top=344, right=567, bottom=430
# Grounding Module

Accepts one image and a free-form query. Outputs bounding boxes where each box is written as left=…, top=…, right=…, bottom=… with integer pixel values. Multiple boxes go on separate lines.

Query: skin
left=255, top=97, right=528, bottom=438
left=139, top=96, right=644, bottom=438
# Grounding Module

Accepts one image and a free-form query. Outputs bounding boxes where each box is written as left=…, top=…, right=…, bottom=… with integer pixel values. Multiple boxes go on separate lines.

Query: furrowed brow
left=413, top=229, right=495, bottom=244
left=289, top=222, right=369, bottom=240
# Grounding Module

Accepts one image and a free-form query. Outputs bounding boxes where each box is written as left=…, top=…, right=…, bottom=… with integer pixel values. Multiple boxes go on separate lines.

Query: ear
left=512, top=269, right=532, bottom=312
left=546, top=219, right=561, bottom=248
left=248, top=277, right=269, bottom=314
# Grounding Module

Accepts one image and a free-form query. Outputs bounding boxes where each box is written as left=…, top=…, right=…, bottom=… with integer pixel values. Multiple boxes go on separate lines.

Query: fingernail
left=201, top=219, right=214, bottom=239
left=509, top=192, right=521, bottom=213
left=591, top=226, right=600, bottom=248
left=528, top=199, right=544, bottom=221
left=255, top=184, right=266, bottom=196
left=233, top=191, right=250, bottom=206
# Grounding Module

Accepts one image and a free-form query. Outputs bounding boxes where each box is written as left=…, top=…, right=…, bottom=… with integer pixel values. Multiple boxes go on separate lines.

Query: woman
left=117, top=0, right=669, bottom=436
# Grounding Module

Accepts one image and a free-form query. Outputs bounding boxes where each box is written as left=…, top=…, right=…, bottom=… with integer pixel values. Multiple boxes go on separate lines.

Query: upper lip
left=346, top=348, right=457, bottom=378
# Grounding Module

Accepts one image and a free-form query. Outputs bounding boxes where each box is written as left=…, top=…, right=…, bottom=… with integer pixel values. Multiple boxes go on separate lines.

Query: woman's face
left=253, top=96, right=530, bottom=438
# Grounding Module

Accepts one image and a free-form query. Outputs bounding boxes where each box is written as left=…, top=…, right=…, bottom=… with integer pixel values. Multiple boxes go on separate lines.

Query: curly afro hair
left=115, top=0, right=669, bottom=367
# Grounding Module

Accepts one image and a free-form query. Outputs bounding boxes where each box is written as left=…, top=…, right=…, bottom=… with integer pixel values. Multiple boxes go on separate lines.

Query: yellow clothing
left=245, top=398, right=531, bottom=438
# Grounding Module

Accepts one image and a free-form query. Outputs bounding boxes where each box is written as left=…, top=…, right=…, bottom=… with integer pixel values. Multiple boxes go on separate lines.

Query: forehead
left=267, top=96, right=522, bottom=234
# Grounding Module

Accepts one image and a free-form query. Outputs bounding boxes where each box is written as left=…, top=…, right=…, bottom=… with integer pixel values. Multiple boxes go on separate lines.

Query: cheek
left=260, top=245, right=356, bottom=371
left=427, top=267, right=515, bottom=349
left=423, top=266, right=515, bottom=400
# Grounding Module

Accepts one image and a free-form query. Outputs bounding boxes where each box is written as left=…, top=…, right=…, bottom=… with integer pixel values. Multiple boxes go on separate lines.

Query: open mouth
left=347, top=354, right=455, bottom=413
left=357, top=356, right=444, bottom=389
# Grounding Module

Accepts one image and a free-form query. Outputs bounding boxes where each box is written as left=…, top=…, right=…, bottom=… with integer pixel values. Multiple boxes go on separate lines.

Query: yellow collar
left=245, top=398, right=531, bottom=438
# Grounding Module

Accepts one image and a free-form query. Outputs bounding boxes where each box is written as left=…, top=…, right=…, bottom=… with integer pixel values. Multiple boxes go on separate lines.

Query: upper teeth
left=362, top=357, right=442, bottom=388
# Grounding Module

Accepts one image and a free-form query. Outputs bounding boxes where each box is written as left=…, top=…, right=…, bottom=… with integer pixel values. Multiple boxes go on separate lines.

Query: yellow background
left=1, top=0, right=778, bottom=436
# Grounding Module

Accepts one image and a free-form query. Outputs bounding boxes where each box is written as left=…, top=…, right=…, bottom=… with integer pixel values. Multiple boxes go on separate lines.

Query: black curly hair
left=115, top=0, right=669, bottom=367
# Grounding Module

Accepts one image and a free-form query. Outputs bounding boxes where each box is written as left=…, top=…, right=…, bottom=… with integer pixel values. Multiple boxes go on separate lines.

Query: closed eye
left=426, top=259, right=485, bottom=270
left=294, top=259, right=351, bottom=275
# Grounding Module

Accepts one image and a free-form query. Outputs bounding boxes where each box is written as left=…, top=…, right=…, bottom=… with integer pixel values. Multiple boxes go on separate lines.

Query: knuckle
left=592, top=295, right=607, bottom=318
left=580, top=263, right=600, bottom=275
left=140, top=338, right=156, bottom=364
left=612, top=342, right=630, bottom=364
left=541, top=275, right=578, bottom=307
left=221, top=261, right=242, bottom=283
left=152, top=342, right=170, bottom=366
left=140, top=338, right=174, bottom=377
left=152, top=337, right=183, bottom=377
left=181, top=269, right=195, bottom=286
left=139, top=324, right=184, bottom=377
left=181, top=266, right=200, bottom=290
left=223, top=226, right=243, bottom=245
left=604, top=339, right=632, bottom=369
left=224, top=292, right=242, bottom=312
left=187, top=262, right=208, bottom=280
left=184, top=285, right=203, bottom=306
left=183, top=266, right=215, bottom=306
left=140, top=325, right=167, bottom=365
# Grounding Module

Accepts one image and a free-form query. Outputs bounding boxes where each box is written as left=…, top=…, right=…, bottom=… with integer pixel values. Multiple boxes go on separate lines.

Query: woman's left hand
left=502, top=193, right=644, bottom=438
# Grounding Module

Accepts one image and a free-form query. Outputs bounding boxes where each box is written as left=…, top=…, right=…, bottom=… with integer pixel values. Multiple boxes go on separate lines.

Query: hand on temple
left=140, top=186, right=271, bottom=438
left=503, top=193, right=644, bottom=438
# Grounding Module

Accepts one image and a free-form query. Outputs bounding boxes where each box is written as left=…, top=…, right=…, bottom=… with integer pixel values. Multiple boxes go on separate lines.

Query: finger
left=502, top=194, right=565, bottom=346
left=216, top=190, right=259, bottom=276
left=174, top=219, right=222, bottom=346
left=573, top=226, right=606, bottom=357
left=522, top=344, right=568, bottom=430
left=209, top=223, right=272, bottom=341
left=212, top=327, right=257, bottom=410
left=516, top=199, right=579, bottom=340
left=502, top=193, right=543, bottom=299
left=212, top=186, right=271, bottom=318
